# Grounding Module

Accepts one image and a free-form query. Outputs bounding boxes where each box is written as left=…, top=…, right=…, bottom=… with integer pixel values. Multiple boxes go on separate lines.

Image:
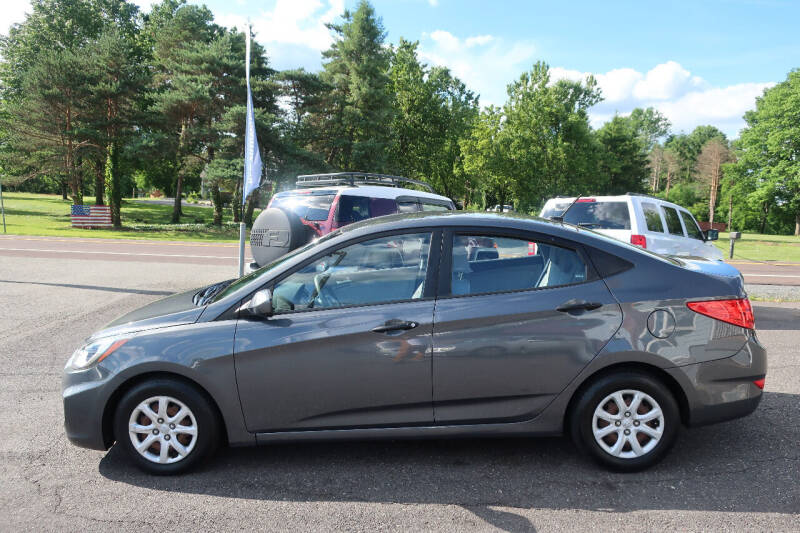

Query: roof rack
left=296, top=172, right=434, bottom=193
left=625, top=192, right=662, bottom=200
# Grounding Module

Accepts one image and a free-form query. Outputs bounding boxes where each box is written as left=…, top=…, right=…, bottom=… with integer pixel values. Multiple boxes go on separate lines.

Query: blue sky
left=4, top=0, right=799, bottom=137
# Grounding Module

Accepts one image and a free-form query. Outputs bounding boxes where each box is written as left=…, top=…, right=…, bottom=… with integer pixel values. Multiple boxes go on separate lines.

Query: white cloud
left=419, top=30, right=537, bottom=108
left=656, top=82, right=773, bottom=136
left=550, top=61, right=771, bottom=137
left=1, top=0, right=32, bottom=36
left=215, top=0, right=343, bottom=71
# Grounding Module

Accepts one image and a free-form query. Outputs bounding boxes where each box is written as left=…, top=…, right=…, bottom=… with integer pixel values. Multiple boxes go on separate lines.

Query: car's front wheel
left=570, top=371, right=680, bottom=472
left=113, top=378, right=220, bottom=474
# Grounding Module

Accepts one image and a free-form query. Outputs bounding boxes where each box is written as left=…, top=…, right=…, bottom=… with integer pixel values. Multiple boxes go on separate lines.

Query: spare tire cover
left=250, top=207, right=308, bottom=266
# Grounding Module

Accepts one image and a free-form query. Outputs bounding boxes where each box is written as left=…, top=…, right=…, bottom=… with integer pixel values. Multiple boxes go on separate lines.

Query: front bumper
left=63, top=367, right=113, bottom=451
left=668, top=334, right=767, bottom=427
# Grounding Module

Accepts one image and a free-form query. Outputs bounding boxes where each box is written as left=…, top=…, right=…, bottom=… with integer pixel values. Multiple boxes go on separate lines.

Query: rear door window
left=642, top=202, right=665, bottom=233
left=679, top=210, right=704, bottom=240
left=549, top=201, right=631, bottom=230
left=450, top=234, right=587, bottom=296
left=661, top=206, right=685, bottom=236
left=421, top=203, right=449, bottom=212
left=398, top=201, right=420, bottom=213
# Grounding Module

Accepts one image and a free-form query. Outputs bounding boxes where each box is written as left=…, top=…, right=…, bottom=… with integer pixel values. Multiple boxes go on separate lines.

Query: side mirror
left=239, top=289, right=273, bottom=317
left=705, top=229, right=719, bottom=241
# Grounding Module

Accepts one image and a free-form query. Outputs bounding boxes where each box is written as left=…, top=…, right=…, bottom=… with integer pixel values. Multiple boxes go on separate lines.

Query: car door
left=234, top=230, right=440, bottom=432
left=639, top=201, right=671, bottom=255
left=660, top=205, right=686, bottom=256
left=678, top=209, right=709, bottom=258
left=432, top=231, right=623, bottom=424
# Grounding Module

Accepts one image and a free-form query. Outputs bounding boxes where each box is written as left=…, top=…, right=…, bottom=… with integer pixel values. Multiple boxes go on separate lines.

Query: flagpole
left=0, top=179, right=6, bottom=233
left=238, top=24, right=251, bottom=278
left=239, top=23, right=263, bottom=277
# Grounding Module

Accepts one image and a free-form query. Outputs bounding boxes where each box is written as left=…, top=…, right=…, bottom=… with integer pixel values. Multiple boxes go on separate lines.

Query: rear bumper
left=667, top=334, right=767, bottom=427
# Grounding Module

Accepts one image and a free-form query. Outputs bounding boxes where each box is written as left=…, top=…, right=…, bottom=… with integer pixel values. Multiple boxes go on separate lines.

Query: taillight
left=687, top=298, right=755, bottom=329
left=753, top=378, right=765, bottom=390
left=630, top=234, right=647, bottom=248
left=576, top=198, right=596, bottom=203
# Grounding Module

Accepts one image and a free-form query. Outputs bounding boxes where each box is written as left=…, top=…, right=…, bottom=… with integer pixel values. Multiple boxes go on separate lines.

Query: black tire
left=569, top=371, right=680, bottom=472
left=113, top=378, right=220, bottom=475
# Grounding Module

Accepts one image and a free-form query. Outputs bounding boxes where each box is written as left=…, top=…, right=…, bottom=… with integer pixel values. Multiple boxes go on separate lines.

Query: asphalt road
left=2, top=234, right=800, bottom=286
left=1, top=243, right=799, bottom=531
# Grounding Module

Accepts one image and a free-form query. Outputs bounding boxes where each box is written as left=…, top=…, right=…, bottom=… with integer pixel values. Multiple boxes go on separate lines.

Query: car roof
left=541, top=194, right=690, bottom=212
left=277, top=185, right=452, bottom=203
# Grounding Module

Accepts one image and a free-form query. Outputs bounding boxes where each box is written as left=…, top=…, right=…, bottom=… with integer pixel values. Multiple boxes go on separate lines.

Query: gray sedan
left=63, top=212, right=766, bottom=474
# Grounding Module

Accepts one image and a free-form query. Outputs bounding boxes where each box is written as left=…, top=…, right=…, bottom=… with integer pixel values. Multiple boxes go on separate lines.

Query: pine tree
left=315, top=0, right=392, bottom=171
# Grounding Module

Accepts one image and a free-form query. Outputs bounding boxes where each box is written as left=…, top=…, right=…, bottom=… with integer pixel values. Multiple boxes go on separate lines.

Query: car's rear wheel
left=113, top=378, right=220, bottom=475
left=570, top=371, right=680, bottom=472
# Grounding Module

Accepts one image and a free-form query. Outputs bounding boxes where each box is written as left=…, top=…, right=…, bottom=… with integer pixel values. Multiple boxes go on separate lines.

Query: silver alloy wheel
left=128, top=395, right=198, bottom=464
left=592, top=389, right=664, bottom=459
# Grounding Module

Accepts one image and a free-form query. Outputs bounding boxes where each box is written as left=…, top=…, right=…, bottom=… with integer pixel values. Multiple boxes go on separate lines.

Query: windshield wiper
left=194, top=279, right=235, bottom=306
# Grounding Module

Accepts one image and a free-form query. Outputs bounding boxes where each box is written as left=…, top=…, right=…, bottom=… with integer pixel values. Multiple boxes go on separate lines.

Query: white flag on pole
left=242, top=26, right=262, bottom=206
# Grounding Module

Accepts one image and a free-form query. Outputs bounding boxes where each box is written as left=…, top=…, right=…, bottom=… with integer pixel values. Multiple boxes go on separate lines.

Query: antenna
left=550, top=194, right=583, bottom=223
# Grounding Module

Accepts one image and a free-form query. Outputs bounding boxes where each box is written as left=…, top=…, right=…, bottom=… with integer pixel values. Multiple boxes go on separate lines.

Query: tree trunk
left=795, top=213, right=800, bottom=237
left=171, top=121, right=188, bottom=223
left=244, top=191, right=256, bottom=227
left=232, top=181, right=241, bottom=224
left=212, top=184, right=223, bottom=226
left=760, top=202, right=769, bottom=234
left=61, top=179, right=68, bottom=200
left=727, top=194, right=733, bottom=230
left=171, top=174, right=183, bottom=224
left=94, top=160, right=105, bottom=206
left=106, top=142, right=122, bottom=228
left=665, top=170, right=672, bottom=199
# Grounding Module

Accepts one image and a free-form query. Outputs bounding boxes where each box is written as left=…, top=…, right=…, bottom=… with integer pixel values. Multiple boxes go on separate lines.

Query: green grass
left=714, top=231, right=800, bottom=262
left=0, top=192, right=243, bottom=242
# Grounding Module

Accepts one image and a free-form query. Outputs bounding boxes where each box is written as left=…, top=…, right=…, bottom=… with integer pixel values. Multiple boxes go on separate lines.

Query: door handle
left=556, top=301, right=602, bottom=313
left=371, top=320, right=418, bottom=333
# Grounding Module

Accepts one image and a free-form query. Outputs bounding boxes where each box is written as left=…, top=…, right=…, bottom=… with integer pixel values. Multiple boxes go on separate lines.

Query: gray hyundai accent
left=63, top=212, right=766, bottom=474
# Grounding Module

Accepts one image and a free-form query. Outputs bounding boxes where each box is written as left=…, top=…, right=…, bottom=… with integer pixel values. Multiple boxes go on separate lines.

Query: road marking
left=743, top=274, right=800, bottom=279
left=0, top=247, right=246, bottom=260
left=728, top=261, right=800, bottom=267
left=0, top=236, right=239, bottom=248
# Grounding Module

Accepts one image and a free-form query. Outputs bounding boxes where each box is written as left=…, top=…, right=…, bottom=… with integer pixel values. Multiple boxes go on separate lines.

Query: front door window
left=272, top=232, right=433, bottom=312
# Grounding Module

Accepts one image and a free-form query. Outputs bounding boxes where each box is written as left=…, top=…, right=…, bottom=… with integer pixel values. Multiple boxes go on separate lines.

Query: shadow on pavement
left=0, top=279, right=174, bottom=296
left=99, top=391, right=800, bottom=529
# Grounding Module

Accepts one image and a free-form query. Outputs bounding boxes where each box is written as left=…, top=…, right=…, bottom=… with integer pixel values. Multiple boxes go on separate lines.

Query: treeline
left=1, top=0, right=798, bottom=234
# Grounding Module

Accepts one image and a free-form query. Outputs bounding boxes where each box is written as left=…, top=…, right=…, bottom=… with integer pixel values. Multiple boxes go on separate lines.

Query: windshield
left=542, top=201, right=631, bottom=230
left=209, top=231, right=342, bottom=303
left=271, top=193, right=335, bottom=221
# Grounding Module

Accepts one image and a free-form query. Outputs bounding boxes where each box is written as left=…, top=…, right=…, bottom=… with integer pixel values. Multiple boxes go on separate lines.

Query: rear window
left=662, top=206, right=684, bottom=236
left=542, top=201, right=631, bottom=230
left=642, top=202, right=665, bottom=233
left=271, top=193, right=335, bottom=221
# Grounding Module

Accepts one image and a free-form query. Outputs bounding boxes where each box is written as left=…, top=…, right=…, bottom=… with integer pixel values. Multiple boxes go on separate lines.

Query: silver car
left=63, top=212, right=766, bottom=474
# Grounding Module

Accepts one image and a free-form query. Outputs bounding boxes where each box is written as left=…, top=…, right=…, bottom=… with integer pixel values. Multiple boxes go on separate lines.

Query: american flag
left=71, top=205, right=112, bottom=228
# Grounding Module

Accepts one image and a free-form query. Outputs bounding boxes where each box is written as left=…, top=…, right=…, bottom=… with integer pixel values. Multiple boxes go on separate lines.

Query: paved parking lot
left=1, top=253, right=798, bottom=531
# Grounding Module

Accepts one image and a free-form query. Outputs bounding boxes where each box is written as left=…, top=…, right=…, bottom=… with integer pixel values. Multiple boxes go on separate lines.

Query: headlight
left=65, top=337, right=128, bottom=372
